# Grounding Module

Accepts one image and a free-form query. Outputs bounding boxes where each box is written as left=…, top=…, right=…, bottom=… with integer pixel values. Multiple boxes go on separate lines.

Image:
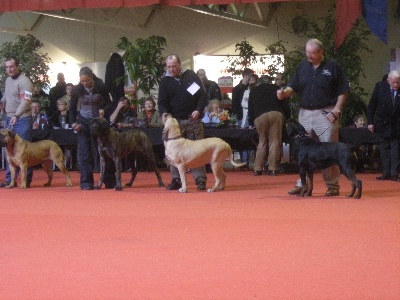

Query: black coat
left=231, top=81, right=248, bottom=120
left=105, top=53, right=125, bottom=110
left=367, top=80, right=400, bottom=138
left=248, top=83, right=291, bottom=126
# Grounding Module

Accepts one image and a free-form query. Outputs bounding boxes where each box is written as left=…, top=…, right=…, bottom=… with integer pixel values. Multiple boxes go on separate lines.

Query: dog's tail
left=228, top=154, right=247, bottom=168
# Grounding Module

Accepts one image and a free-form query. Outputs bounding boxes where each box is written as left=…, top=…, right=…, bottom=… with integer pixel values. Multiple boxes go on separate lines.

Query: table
left=30, top=127, right=383, bottom=158
left=339, top=127, right=383, bottom=145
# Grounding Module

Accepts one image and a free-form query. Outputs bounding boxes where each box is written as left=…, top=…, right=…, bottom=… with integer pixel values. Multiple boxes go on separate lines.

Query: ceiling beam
left=0, top=26, right=30, bottom=35
left=179, top=5, right=268, bottom=28
left=30, top=14, right=46, bottom=31
left=30, top=10, right=139, bottom=31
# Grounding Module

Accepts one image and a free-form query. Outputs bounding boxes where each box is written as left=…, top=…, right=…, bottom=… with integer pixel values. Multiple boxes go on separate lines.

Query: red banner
left=335, top=0, right=362, bottom=49
left=0, top=0, right=319, bottom=13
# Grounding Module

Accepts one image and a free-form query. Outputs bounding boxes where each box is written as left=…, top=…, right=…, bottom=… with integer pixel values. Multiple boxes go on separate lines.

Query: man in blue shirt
left=277, top=38, right=350, bottom=196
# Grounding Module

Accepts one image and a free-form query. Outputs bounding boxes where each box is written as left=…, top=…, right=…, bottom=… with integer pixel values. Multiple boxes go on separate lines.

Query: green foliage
left=0, top=34, right=52, bottom=91
left=223, top=39, right=264, bottom=76
left=265, top=6, right=372, bottom=126
left=117, top=35, right=167, bottom=102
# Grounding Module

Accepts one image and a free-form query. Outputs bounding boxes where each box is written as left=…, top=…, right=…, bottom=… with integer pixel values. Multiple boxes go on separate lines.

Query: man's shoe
left=325, top=188, right=339, bottom=196
left=80, top=185, right=93, bottom=190
left=376, top=175, right=391, bottom=180
left=166, top=179, right=181, bottom=190
left=288, top=186, right=302, bottom=195
left=0, top=182, right=10, bottom=188
left=266, top=170, right=278, bottom=176
left=197, top=182, right=207, bottom=191
left=253, top=170, right=263, bottom=176
left=391, top=177, right=400, bottom=182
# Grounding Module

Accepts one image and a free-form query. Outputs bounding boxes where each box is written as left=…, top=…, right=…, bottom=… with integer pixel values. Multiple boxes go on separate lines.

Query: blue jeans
left=4, top=116, right=33, bottom=183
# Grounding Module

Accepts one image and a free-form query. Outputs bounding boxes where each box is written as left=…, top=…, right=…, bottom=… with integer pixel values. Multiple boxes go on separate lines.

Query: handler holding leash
left=158, top=54, right=208, bottom=190
left=69, top=67, right=115, bottom=190
left=277, top=38, right=350, bottom=196
left=0, top=57, right=33, bottom=188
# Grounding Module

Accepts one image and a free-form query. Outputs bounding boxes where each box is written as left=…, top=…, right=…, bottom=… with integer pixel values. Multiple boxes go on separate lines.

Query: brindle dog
left=89, top=117, right=164, bottom=191
left=286, top=119, right=362, bottom=199
left=0, top=129, right=72, bottom=189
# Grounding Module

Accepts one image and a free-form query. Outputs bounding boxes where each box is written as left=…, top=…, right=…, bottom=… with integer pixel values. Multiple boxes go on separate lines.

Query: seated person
left=137, top=96, right=163, bottom=127
left=349, top=114, right=366, bottom=128
left=202, top=99, right=224, bottom=125
left=31, top=100, right=51, bottom=129
left=59, top=83, right=74, bottom=106
left=54, top=98, right=70, bottom=128
left=348, top=114, right=369, bottom=172
left=109, top=96, right=137, bottom=128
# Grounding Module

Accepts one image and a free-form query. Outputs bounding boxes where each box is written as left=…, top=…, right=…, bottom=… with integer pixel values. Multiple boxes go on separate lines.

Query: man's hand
left=162, top=113, right=168, bottom=124
left=277, top=87, right=293, bottom=100
left=10, top=116, right=18, bottom=126
left=191, top=110, right=200, bottom=120
left=368, top=124, right=374, bottom=133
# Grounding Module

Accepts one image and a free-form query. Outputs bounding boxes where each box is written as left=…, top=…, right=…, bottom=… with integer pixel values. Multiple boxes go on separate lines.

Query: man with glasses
left=277, top=39, right=350, bottom=196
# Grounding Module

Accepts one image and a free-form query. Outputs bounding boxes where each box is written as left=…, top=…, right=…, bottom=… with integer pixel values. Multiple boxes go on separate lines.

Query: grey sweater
left=1, top=73, right=33, bottom=118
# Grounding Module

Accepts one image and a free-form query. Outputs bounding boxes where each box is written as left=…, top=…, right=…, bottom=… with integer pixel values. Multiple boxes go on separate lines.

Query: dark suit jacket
left=231, top=82, right=248, bottom=120
left=367, top=81, right=400, bottom=139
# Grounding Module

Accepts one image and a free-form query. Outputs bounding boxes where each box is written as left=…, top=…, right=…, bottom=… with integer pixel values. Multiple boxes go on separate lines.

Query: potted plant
left=0, top=34, right=52, bottom=109
left=117, top=35, right=167, bottom=107
left=264, top=5, right=372, bottom=127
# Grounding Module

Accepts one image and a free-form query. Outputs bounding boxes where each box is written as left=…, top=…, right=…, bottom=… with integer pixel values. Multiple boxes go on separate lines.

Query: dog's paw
left=124, top=183, right=133, bottom=187
left=158, top=182, right=165, bottom=187
left=65, top=183, right=72, bottom=187
left=207, top=188, right=215, bottom=192
left=115, top=186, right=123, bottom=191
left=94, top=185, right=102, bottom=190
left=18, top=185, right=27, bottom=189
left=178, top=188, right=187, bottom=193
left=43, top=183, right=51, bottom=187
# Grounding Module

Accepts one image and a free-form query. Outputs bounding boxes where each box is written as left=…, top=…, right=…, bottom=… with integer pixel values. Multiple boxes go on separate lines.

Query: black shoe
left=166, top=179, right=181, bottom=190
left=266, top=170, right=278, bottom=176
left=376, top=175, right=391, bottom=180
left=80, top=185, right=94, bottom=190
left=253, top=170, right=263, bottom=176
left=325, top=188, right=340, bottom=196
left=197, top=182, right=206, bottom=191
left=0, top=182, right=11, bottom=188
left=391, top=177, right=400, bottom=182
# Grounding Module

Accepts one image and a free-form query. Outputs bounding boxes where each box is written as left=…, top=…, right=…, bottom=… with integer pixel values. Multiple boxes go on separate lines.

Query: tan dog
left=0, top=129, right=72, bottom=189
left=162, top=116, right=246, bottom=192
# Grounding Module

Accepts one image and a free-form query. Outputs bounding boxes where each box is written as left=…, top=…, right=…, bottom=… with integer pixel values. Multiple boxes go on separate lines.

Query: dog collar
left=293, top=133, right=309, bottom=139
left=166, top=135, right=181, bottom=141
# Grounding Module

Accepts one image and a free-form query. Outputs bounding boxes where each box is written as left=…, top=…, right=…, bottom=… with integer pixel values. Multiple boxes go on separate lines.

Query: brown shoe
left=288, top=186, right=302, bottom=195
left=325, top=188, right=339, bottom=196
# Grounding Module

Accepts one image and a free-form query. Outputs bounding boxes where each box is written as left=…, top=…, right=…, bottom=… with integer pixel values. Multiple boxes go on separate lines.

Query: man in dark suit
left=367, top=70, right=400, bottom=181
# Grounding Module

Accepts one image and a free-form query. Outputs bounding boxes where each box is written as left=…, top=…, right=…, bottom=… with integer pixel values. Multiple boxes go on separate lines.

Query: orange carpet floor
left=0, top=168, right=399, bottom=299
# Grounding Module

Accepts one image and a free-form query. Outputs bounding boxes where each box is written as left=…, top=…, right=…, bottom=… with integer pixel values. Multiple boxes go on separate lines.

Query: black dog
left=89, top=117, right=164, bottom=191
left=286, top=119, right=362, bottom=199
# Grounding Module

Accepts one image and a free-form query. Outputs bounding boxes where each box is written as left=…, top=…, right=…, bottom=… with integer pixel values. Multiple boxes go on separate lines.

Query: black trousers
left=379, top=137, right=399, bottom=177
